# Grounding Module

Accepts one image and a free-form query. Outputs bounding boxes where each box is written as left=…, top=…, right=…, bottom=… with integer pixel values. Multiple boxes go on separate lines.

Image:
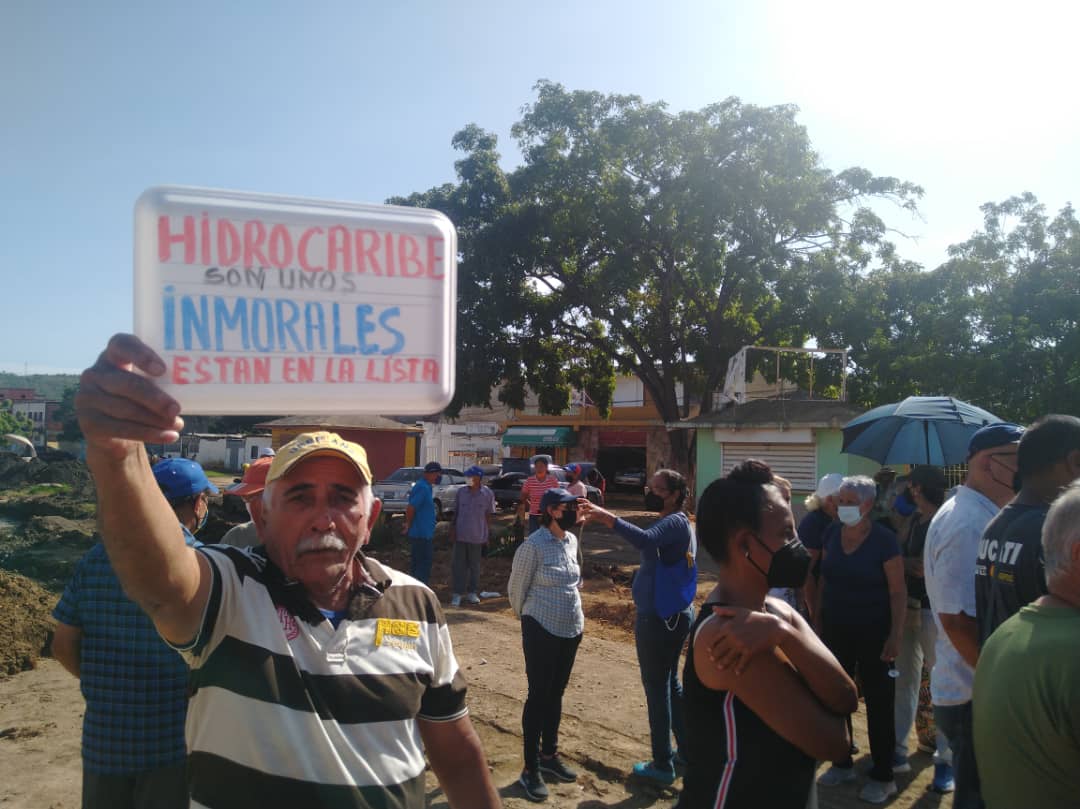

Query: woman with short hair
left=816, top=475, right=907, bottom=804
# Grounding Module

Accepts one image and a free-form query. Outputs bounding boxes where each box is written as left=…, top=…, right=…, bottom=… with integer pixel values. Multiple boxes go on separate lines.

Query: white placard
left=134, top=186, right=456, bottom=414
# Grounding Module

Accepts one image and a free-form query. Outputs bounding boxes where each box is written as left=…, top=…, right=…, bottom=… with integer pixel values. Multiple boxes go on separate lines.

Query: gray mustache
left=296, top=534, right=348, bottom=554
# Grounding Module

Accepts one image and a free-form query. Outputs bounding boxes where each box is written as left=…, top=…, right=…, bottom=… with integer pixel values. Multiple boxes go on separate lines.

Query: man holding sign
left=75, top=334, right=500, bottom=809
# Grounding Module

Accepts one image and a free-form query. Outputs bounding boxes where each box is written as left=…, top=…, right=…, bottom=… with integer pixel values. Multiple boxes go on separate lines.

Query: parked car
left=487, top=466, right=603, bottom=511
left=372, top=467, right=466, bottom=520
left=613, top=467, right=647, bottom=491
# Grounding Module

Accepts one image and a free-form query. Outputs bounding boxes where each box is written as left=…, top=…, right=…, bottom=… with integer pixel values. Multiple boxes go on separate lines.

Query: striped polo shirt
left=177, top=545, right=468, bottom=808
left=520, top=474, right=561, bottom=516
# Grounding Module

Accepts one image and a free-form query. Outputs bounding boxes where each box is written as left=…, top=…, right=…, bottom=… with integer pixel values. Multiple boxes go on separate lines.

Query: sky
left=2, top=0, right=1077, bottom=375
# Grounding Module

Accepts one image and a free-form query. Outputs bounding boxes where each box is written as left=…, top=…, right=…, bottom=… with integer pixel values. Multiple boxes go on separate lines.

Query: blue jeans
left=635, top=607, right=693, bottom=768
left=934, top=702, right=983, bottom=809
left=409, top=537, right=433, bottom=585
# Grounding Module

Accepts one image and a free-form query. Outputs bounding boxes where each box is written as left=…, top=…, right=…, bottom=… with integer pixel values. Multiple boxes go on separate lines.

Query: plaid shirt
left=53, top=530, right=197, bottom=774
left=507, top=526, right=584, bottom=638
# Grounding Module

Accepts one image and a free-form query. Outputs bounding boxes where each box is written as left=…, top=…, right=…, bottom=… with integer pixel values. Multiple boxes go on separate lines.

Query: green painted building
left=672, top=399, right=880, bottom=505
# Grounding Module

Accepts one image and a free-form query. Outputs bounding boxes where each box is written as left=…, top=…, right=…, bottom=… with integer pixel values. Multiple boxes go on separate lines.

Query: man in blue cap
left=404, top=461, right=442, bottom=584
left=924, top=421, right=1024, bottom=808
left=449, top=465, right=496, bottom=606
left=51, top=457, right=216, bottom=809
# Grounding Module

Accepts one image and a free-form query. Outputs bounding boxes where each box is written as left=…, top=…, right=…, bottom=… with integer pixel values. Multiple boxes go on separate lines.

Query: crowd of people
left=52, top=332, right=1080, bottom=809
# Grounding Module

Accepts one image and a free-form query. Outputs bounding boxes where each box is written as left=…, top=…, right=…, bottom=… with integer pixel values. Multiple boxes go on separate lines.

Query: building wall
left=815, top=429, right=880, bottom=480
left=693, top=426, right=878, bottom=504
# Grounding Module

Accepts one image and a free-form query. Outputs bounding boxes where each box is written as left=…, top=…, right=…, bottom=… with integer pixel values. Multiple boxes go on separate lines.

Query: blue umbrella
left=841, top=396, right=1003, bottom=466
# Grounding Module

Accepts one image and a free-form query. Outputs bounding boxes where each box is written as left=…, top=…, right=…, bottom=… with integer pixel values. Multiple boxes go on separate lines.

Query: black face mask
left=644, top=492, right=666, bottom=512
left=557, top=510, right=578, bottom=531
left=747, top=534, right=812, bottom=589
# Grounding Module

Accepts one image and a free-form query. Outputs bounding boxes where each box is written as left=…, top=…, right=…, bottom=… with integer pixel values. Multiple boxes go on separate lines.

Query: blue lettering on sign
left=166, top=294, right=408, bottom=356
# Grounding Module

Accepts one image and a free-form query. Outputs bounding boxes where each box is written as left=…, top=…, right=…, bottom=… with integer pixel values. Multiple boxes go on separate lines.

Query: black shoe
left=519, top=769, right=549, bottom=801
left=539, top=754, right=578, bottom=782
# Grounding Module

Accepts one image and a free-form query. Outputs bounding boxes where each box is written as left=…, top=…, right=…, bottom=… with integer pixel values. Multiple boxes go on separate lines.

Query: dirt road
left=0, top=493, right=950, bottom=808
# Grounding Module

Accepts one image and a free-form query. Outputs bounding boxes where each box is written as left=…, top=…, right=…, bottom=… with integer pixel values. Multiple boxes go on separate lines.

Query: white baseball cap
left=814, top=473, right=844, bottom=498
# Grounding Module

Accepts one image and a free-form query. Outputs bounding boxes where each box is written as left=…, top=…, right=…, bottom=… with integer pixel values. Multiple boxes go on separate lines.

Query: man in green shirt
left=973, top=483, right=1080, bottom=809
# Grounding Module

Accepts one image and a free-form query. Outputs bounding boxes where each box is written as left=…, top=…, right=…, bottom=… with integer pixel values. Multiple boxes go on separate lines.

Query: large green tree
left=398, top=82, right=922, bottom=471
left=0, top=399, right=32, bottom=438
left=823, top=194, right=1080, bottom=422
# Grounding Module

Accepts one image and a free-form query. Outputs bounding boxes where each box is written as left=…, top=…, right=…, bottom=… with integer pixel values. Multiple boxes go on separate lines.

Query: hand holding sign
left=76, top=334, right=184, bottom=460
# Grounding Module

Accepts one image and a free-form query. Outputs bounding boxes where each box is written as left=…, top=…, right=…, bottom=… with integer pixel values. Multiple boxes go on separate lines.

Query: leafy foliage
left=395, top=82, right=922, bottom=468
left=823, top=194, right=1080, bottom=422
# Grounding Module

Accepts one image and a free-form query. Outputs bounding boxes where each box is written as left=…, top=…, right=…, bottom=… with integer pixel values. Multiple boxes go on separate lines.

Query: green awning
left=501, top=426, right=577, bottom=447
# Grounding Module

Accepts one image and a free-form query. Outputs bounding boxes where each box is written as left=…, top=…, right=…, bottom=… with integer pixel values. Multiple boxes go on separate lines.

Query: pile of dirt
left=0, top=570, right=56, bottom=675
left=30, top=460, right=96, bottom=499
left=0, top=453, right=47, bottom=490
left=0, top=516, right=97, bottom=592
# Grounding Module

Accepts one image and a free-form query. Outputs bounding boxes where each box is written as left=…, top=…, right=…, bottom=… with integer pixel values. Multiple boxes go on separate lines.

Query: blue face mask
left=893, top=490, right=917, bottom=517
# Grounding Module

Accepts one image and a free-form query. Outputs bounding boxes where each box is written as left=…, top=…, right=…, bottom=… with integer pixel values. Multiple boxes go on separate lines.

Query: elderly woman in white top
left=507, top=488, right=584, bottom=802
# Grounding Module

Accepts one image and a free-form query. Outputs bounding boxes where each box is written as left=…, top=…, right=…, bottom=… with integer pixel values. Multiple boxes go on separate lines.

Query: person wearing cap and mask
left=923, top=421, right=1024, bottom=809
left=218, top=456, right=272, bottom=548
left=579, top=470, right=696, bottom=787
left=974, top=414, right=1080, bottom=646
left=72, top=334, right=500, bottom=809
left=51, top=457, right=216, bottom=809
left=403, top=461, right=442, bottom=585
left=799, top=473, right=842, bottom=623
left=507, top=488, right=585, bottom=802
left=815, top=475, right=906, bottom=804
left=674, top=460, right=857, bottom=809
left=449, top=466, right=496, bottom=607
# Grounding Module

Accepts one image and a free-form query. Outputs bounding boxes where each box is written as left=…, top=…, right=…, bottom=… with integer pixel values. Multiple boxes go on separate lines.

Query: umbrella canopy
left=841, top=396, right=1002, bottom=466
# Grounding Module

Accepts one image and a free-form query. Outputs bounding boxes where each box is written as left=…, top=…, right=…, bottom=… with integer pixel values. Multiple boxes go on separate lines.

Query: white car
left=372, top=467, right=466, bottom=520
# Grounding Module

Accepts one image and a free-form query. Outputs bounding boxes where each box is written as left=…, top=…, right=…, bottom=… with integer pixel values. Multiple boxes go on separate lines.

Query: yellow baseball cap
left=267, top=431, right=372, bottom=486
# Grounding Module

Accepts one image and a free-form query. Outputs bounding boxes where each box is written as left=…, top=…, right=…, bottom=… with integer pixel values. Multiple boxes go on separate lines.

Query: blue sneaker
left=932, top=762, right=955, bottom=793
left=631, top=761, right=676, bottom=785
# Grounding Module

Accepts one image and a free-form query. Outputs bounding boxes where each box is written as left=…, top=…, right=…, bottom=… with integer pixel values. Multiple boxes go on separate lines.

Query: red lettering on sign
left=172, top=355, right=191, bottom=384
left=253, top=357, right=271, bottom=384
left=200, top=213, right=212, bottom=266
left=299, top=227, right=324, bottom=272
left=422, top=359, right=439, bottom=383
left=195, top=357, right=213, bottom=384
left=398, top=234, right=423, bottom=278
left=268, top=225, right=294, bottom=269
left=217, top=219, right=241, bottom=266
left=355, top=230, right=382, bottom=275
left=426, top=236, right=444, bottom=280
left=158, top=215, right=196, bottom=264
left=243, top=221, right=269, bottom=268
left=327, top=226, right=349, bottom=272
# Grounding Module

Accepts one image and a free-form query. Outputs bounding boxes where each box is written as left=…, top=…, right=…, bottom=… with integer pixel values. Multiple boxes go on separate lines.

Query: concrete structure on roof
left=256, top=415, right=423, bottom=482
left=670, top=397, right=878, bottom=504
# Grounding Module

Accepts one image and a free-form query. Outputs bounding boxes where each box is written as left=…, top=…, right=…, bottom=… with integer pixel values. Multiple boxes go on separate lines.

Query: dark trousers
left=635, top=608, right=692, bottom=768
left=824, top=620, right=895, bottom=782
left=528, top=515, right=540, bottom=534
left=935, top=702, right=983, bottom=809
left=409, top=536, right=433, bottom=585
left=83, top=764, right=188, bottom=809
left=521, top=615, right=581, bottom=772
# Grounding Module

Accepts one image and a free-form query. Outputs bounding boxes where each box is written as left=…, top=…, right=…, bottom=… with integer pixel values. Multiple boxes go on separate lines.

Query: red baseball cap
left=229, top=457, right=273, bottom=497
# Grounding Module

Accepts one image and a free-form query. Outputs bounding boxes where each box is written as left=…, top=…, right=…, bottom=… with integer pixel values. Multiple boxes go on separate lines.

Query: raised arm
left=578, top=502, right=684, bottom=552
left=694, top=613, right=853, bottom=762
left=76, top=334, right=211, bottom=645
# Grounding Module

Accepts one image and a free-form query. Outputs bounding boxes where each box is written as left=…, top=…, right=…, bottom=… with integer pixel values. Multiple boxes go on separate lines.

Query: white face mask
left=837, top=505, right=864, bottom=526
